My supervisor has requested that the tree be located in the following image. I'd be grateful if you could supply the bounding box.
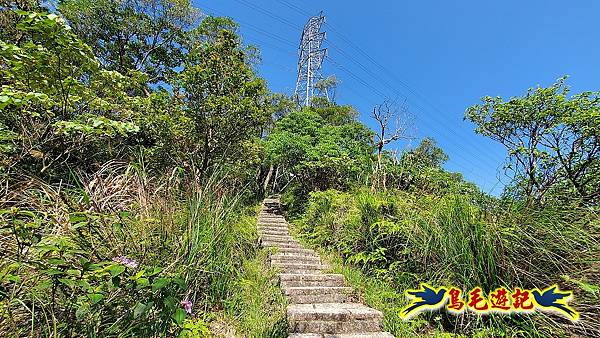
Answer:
[0,0,42,42]
[58,0,200,86]
[371,100,412,189]
[314,75,339,103]
[465,77,600,206]
[174,16,269,177]
[402,137,448,169]
[0,11,143,177]
[264,105,373,194]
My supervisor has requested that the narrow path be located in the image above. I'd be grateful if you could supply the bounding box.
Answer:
[258,198,394,338]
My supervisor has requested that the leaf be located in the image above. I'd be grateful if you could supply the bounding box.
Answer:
[107,264,125,277]
[43,268,64,276]
[136,277,150,288]
[146,266,162,276]
[77,279,91,291]
[133,302,148,318]
[69,214,87,223]
[172,308,186,325]
[47,258,65,265]
[58,278,76,288]
[152,277,169,292]
[87,293,104,304]
[172,277,186,290]
[130,269,145,280]
[76,303,90,320]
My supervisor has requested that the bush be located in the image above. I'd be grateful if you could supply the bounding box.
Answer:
[293,188,600,337]
[0,161,259,337]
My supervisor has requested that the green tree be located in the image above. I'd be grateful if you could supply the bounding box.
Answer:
[264,104,373,194]
[465,77,600,205]
[0,0,42,41]
[58,0,200,85]
[174,16,269,177]
[0,11,142,176]
[401,137,448,169]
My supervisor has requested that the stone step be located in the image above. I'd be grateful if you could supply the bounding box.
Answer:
[258,222,288,226]
[275,247,319,256]
[287,303,384,322]
[281,277,345,289]
[258,230,290,236]
[289,318,382,334]
[256,225,289,232]
[272,263,329,273]
[261,241,304,249]
[258,231,294,239]
[271,255,321,264]
[258,228,289,233]
[284,286,353,297]
[272,261,328,269]
[260,234,296,241]
[284,287,353,304]
[279,273,345,287]
[260,238,302,248]
[260,235,296,241]
[259,231,290,236]
[282,268,328,275]
[289,333,394,338]
[287,293,353,304]
[257,223,288,227]
[258,229,289,235]
[272,250,319,257]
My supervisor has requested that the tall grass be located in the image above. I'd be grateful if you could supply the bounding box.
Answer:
[292,188,600,337]
[224,245,288,337]
[0,161,261,336]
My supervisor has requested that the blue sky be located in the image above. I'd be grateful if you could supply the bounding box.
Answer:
[198,0,600,195]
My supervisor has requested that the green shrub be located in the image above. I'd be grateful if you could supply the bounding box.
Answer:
[293,188,599,337]
[0,162,260,337]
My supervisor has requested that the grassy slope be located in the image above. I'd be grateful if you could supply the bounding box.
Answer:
[286,188,599,338]
[0,164,289,337]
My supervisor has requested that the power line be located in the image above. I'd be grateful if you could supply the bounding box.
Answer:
[233,0,300,28]
[323,21,499,159]
[270,1,503,166]
[326,56,388,99]
[201,4,297,47]
[201,2,501,187]
[244,1,501,167]
[278,0,312,17]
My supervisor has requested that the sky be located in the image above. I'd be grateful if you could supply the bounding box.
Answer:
[198,0,600,195]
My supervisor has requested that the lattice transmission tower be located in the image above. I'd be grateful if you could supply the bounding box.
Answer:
[294,11,327,106]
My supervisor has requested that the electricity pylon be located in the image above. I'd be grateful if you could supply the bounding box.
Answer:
[294,11,327,106]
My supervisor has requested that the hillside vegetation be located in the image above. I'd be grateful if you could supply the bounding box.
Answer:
[1,1,599,337]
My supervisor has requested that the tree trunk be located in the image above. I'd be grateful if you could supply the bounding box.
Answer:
[263,164,274,195]
[272,165,280,192]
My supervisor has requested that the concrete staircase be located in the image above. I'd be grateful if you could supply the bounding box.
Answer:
[258,198,394,338]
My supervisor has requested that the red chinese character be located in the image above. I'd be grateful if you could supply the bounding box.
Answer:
[512,288,534,310]
[467,287,489,311]
[489,288,511,311]
[446,287,465,312]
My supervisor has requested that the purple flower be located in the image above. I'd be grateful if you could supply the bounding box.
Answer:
[181,298,193,314]
[112,255,139,269]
